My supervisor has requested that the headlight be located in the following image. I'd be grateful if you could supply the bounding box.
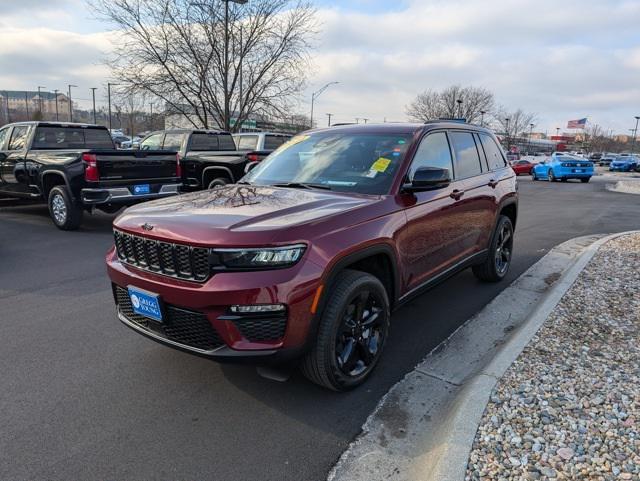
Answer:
[214,244,306,269]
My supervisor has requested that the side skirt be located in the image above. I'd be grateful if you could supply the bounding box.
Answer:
[395,249,489,310]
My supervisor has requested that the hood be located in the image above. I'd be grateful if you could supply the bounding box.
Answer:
[113,185,378,246]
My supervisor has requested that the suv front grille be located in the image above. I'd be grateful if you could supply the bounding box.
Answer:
[115,286,224,351]
[114,230,211,282]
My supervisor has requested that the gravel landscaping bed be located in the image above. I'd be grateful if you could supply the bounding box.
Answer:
[466,234,640,481]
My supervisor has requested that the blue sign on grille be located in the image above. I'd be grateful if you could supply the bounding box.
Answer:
[128,286,163,322]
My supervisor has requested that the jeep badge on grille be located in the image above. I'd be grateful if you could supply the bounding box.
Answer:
[141,223,154,231]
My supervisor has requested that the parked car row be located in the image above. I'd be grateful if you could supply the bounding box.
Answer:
[0,121,292,229]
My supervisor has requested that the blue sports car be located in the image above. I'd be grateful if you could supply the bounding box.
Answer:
[609,155,639,172]
[531,153,594,183]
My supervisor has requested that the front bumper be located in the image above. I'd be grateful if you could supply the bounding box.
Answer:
[106,247,324,363]
[81,184,181,205]
[609,165,632,172]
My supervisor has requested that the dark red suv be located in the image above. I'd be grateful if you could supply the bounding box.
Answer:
[106,122,517,390]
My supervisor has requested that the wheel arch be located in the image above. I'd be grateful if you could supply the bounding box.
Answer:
[40,170,71,199]
[317,244,401,315]
[201,166,234,187]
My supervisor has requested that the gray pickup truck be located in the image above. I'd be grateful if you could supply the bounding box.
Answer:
[0,121,181,230]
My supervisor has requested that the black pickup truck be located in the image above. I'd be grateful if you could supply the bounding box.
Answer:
[0,122,180,230]
[137,129,260,190]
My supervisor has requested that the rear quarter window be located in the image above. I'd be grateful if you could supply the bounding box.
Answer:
[264,135,291,150]
[479,133,507,170]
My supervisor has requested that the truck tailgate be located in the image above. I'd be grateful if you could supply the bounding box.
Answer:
[94,150,179,182]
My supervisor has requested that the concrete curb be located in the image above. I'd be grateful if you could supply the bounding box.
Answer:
[329,231,640,481]
[425,229,640,481]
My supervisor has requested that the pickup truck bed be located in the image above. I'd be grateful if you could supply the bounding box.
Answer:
[0,121,181,230]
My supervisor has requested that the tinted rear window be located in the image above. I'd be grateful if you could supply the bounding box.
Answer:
[264,135,291,150]
[190,133,236,151]
[32,126,114,150]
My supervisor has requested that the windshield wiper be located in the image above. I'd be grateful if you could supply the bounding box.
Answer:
[271,182,332,191]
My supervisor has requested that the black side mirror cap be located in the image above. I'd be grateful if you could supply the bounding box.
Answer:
[403,167,451,192]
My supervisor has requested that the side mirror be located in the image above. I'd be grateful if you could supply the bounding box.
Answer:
[404,167,451,192]
[0,153,6,161]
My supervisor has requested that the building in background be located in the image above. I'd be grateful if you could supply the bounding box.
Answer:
[0,90,70,121]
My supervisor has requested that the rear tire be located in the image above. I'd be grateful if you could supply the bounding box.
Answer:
[548,169,556,182]
[301,270,390,391]
[472,215,514,283]
[207,177,230,189]
[48,186,83,230]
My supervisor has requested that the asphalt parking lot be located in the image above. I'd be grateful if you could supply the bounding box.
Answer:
[1,175,639,481]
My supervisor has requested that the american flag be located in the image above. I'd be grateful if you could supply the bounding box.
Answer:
[567,118,587,129]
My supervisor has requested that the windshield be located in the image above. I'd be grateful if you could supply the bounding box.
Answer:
[243,132,412,195]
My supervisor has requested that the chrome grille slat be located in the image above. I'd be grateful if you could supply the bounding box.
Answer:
[113,229,211,282]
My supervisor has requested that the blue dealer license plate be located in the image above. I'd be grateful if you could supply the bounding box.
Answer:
[128,286,163,322]
[133,184,150,195]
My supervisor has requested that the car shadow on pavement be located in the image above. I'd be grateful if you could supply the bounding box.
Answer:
[0,202,118,232]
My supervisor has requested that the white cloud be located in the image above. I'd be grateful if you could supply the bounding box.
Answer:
[0,0,639,132]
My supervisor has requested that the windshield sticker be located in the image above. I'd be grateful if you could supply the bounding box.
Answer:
[371,157,392,173]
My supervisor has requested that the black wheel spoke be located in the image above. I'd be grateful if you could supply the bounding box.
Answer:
[337,338,356,368]
[360,307,381,328]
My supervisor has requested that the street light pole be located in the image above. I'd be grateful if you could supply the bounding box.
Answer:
[456,99,463,119]
[505,118,510,149]
[310,81,339,128]
[326,113,333,127]
[53,89,59,121]
[107,82,116,131]
[37,86,46,117]
[632,116,640,153]
[91,87,98,124]
[480,110,486,127]
[68,84,77,122]
[529,123,534,154]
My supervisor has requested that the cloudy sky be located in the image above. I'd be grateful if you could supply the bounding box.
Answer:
[1,0,639,134]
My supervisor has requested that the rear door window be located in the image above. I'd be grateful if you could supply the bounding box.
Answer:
[83,128,115,150]
[218,134,236,151]
[449,131,483,179]
[236,135,259,150]
[163,133,184,151]
[8,125,31,151]
[264,135,290,150]
[190,133,220,151]
[479,133,507,170]
[140,133,163,150]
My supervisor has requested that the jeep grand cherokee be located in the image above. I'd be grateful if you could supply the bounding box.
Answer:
[106,122,518,391]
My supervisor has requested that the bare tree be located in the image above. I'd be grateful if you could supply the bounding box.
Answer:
[91,0,317,132]
[492,107,537,148]
[406,85,495,124]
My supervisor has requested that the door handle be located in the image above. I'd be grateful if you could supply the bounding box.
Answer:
[488,179,499,188]
[450,189,464,200]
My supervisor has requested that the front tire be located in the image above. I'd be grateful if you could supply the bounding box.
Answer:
[48,186,83,230]
[472,215,514,283]
[531,169,537,180]
[301,270,390,391]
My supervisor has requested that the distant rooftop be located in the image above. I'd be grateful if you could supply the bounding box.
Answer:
[0,90,68,100]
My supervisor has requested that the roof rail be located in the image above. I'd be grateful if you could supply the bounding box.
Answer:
[424,118,468,124]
